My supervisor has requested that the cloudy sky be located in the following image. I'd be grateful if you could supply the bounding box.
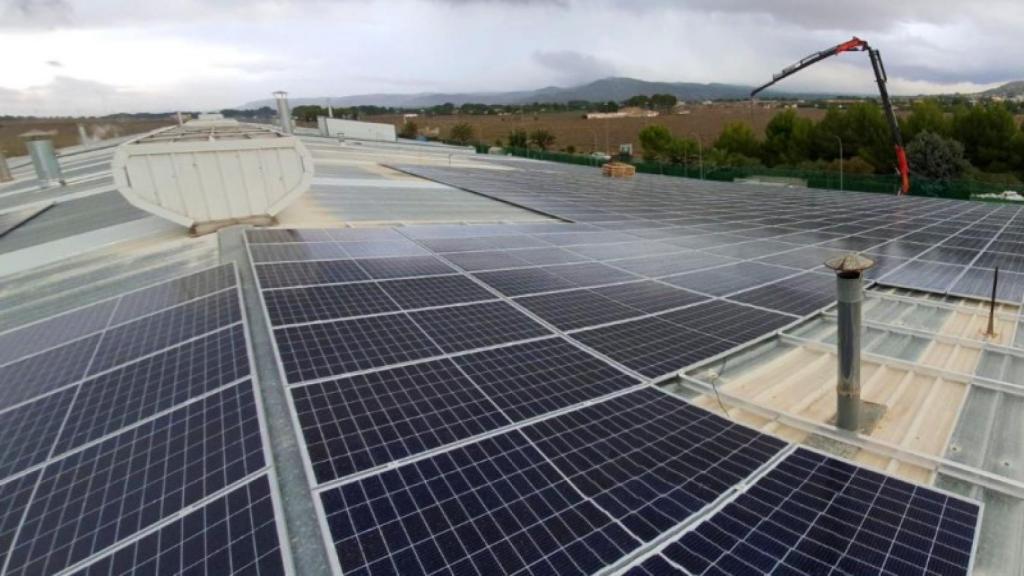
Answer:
[2,0,1022,115]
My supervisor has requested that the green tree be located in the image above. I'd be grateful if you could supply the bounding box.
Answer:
[841,102,892,172]
[906,131,969,180]
[714,122,761,159]
[448,122,474,145]
[763,110,814,166]
[528,129,556,150]
[809,107,849,161]
[951,103,1017,170]
[507,129,528,148]
[650,93,679,111]
[902,99,949,140]
[291,105,326,123]
[637,125,674,162]
[625,95,651,108]
[398,120,418,139]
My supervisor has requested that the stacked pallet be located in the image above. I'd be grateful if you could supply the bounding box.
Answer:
[601,162,636,178]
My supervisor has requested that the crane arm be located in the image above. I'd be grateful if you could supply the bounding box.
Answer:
[750,37,910,195]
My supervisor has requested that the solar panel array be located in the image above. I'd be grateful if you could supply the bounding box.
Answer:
[245,215,982,575]
[0,264,290,575]
[399,164,1024,305]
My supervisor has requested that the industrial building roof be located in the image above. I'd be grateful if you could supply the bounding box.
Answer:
[0,128,1019,575]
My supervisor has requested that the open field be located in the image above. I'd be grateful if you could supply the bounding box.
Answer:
[0,118,174,157]
[370,106,829,153]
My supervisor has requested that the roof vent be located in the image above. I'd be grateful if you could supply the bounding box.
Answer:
[111,120,313,235]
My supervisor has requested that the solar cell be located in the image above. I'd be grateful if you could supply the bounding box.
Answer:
[318,431,641,576]
[72,475,287,576]
[274,314,441,383]
[88,289,242,374]
[878,260,965,294]
[408,301,551,353]
[0,387,75,480]
[523,388,786,541]
[110,264,237,325]
[379,275,496,309]
[0,334,100,411]
[664,448,980,576]
[443,250,532,271]
[255,259,369,289]
[706,240,802,260]
[3,382,265,576]
[54,325,251,454]
[330,228,408,242]
[291,359,510,483]
[453,337,641,421]
[515,289,642,331]
[262,282,399,326]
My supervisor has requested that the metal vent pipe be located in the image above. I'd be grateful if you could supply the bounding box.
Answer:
[273,91,293,134]
[20,131,64,187]
[825,254,874,432]
[0,151,12,183]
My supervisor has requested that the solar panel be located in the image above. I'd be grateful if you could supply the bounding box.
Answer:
[3,382,265,576]
[317,431,641,576]
[53,325,251,454]
[662,448,980,576]
[591,281,707,314]
[72,474,287,576]
[249,241,349,264]
[622,554,685,575]
[255,260,369,289]
[379,275,496,309]
[0,334,100,411]
[660,300,794,344]
[878,260,965,294]
[542,262,639,287]
[728,272,836,316]
[110,263,237,325]
[0,387,76,480]
[354,256,455,280]
[274,314,442,383]
[0,471,39,571]
[342,241,429,259]
[0,299,115,365]
[515,289,642,331]
[571,316,733,378]
[523,388,786,541]
[408,301,551,353]
[663,262,797,297]
[246,228,334,243]
[291,358,510,483]
[453,337,641,421]
[262,282,400,326]
[474,267,577,296]
[614,252,737,278]
[443,250,534,271]
[88,289,242,374]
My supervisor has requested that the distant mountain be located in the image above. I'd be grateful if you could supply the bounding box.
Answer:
[980,80,1024,98]
[240,76,794,109]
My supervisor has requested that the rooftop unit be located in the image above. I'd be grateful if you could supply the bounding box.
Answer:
[111,120,313,234]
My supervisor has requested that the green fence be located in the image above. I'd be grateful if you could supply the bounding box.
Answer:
[488,146,1016,202]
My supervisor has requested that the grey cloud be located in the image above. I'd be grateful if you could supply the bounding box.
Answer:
[532,50,617,85]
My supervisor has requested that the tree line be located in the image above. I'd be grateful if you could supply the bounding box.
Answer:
[637,100,1024,183]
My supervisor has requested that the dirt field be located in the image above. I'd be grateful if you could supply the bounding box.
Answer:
[371,105,828,153]
[0,118,174,157]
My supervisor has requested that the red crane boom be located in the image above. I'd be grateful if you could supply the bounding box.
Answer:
[751,37,910,195]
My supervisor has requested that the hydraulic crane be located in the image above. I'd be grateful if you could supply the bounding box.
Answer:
[751,37,910,195]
